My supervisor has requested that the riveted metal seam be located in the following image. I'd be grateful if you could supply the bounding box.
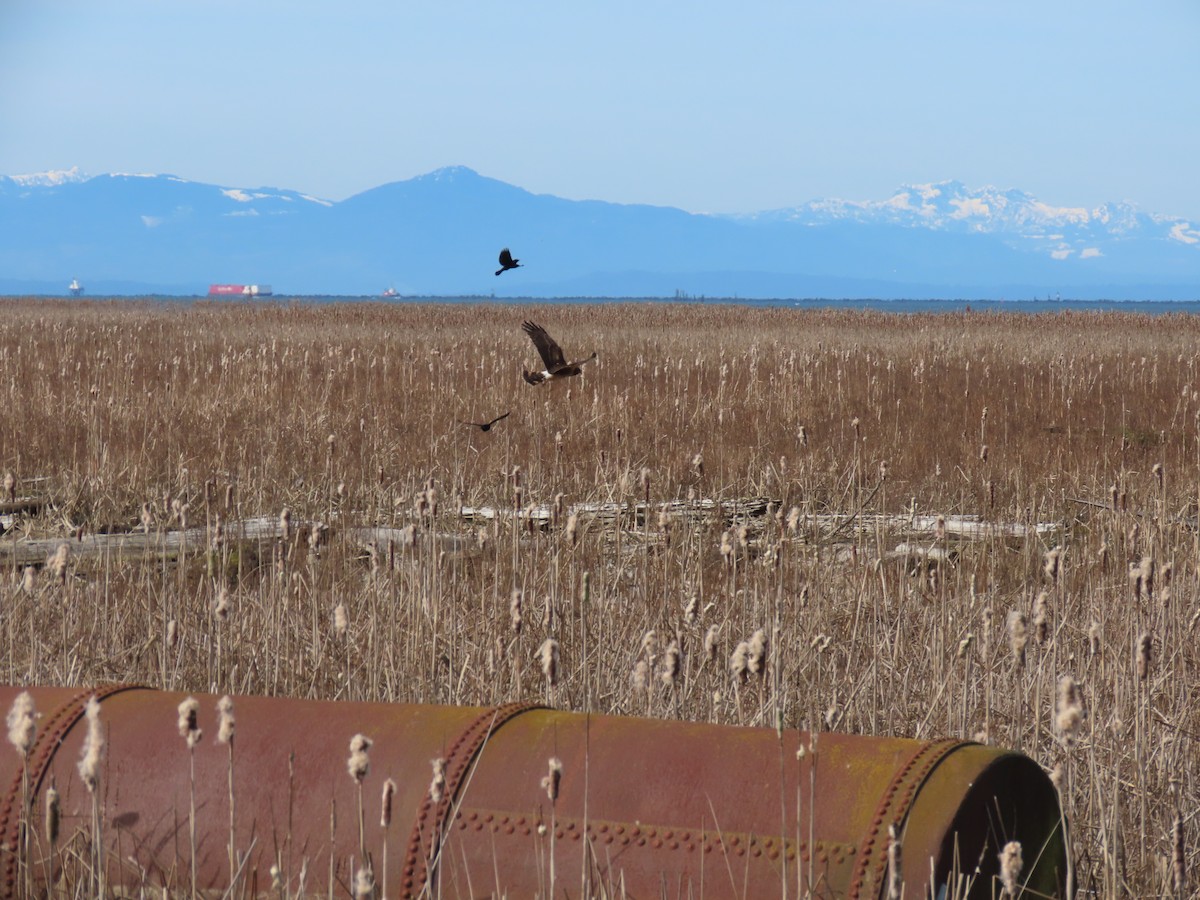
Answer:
[401,701,545,899]
[847,738,970,900]
[0,683,146,899]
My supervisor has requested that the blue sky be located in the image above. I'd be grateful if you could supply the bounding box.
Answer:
[2,0,1198,217]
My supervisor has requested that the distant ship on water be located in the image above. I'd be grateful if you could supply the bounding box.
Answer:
[381,287,399,298]
[68,278,83,296]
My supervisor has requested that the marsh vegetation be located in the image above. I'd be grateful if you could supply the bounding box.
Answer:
[1,298,1197,896]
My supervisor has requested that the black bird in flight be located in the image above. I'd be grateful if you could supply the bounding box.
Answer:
[461,411,510,432]
[495,248,522,276]
[521,321,597,385]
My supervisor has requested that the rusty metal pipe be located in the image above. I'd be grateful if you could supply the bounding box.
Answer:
[0,685,1066,898]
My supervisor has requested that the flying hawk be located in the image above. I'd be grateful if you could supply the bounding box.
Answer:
[521,321,597,385]
[495,248,522,276]
[461,411,510,432]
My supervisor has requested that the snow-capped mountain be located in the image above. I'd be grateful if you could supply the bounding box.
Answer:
[0,167,1197,298]
[2,166,91,188]
[743,180,1200,264]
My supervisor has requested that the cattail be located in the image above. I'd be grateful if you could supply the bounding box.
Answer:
[1172,814,1186,896]
[167,618,179,649]
[566,511,579,546]
[683,594,698,625]
[1136,631,1152,681]
[1152,462,1164,490]
[50,543,70,585]
[747,629,768,677]
[730,641,750,683]
[353,865,374,900]
[539,638,560,686]
[956,633,974,660]
[2,471,14,502]
[214,587,230,623]
[279,508,292,542]
[1032,591,1049,643]
[1088,621,1101,658]
[347,734,371,783]
[45,783,60,844]
[509,589,523,635]
[380,778,397,828]
[20,566,35,595]
[140,502,154,533]
[719,529,734,562]
[177,697,202,749]
[334,603,348,637]
[979,444,989,462]
[704,625,719,662]
[798,426,808,448]
[541,757,562,802]
[691,452,704,476]
[999,840,1023,898]
[1055,675,1084,745]
[6,691,36,757]
[661,641,681,688]
[216,695,235,745]
[786,506,801,532]
[77,696,103,792]
[1042,547,1061,583]
[886,823,903,900]
[429,757,446,804]
[631,659,649,693]
[1007,610,1028,668]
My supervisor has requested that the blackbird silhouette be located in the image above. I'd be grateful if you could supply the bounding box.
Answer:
[495,248,522,276]
[461,411,510,432]
[521,321,597,385]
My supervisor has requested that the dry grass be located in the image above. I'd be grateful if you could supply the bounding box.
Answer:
[3,297,1200,896]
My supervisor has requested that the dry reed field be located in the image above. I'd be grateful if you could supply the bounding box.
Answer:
[1,297,1198,897]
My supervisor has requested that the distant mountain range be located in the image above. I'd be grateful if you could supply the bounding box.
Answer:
[2,165,1198,299]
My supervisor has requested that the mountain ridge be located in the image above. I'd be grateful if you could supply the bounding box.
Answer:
[1,167,1197,299]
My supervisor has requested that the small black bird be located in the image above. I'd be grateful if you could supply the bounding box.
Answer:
[521,321,597,385]
[495,248,522,276]
[461,411,510,432]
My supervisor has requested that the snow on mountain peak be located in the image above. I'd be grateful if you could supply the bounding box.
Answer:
[8,166,89,187]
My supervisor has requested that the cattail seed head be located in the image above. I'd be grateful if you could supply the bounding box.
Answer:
[956,633,974,661]
[429,757,446,804]
[77,696,104,792]
[541,757,562,802]
[177,697,202,749]
[886,823,903,900]
[214,587,231,623]
[565,512,579,546]
[1042,547,1061,583]
[353,865,374,900]
[1055,675,1084,745]
[381,778,397,828]
[20,566,35,595]
[1172,814,1185,896]
[347,734,371,783]
[747,629,768,677]
[50,543,70,585]
[1137,631,1152,681]
[661,641,681,688]
[6,691,37,758]
[1033,591,1049,643]
[44,783,60,845]
[334,603,348,637]
[217,695,235,745]
[999,840,1023,898]
[539,638,560,686]
[2,471,14,502]
[509,589,523,635]
[704,625,719,662]
[1088,621,1101,658]
[1007,610,1028,668]
[730,641,750,683]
